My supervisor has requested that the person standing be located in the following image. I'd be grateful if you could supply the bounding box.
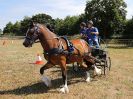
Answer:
[86,20,100,48]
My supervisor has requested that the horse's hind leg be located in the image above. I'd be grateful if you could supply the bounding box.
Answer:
[84,59,95,82]
[40,62,54,87]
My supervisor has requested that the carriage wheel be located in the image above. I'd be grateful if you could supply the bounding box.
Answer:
[103,57,111,75]
[73,62,80,72]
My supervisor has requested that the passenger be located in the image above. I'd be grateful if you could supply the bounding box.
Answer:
[80,22,87,40]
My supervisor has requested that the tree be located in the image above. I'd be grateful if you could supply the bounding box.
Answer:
[20,16,32,35]
[20,14,54,35]
[3,22,14,34]
[0,29,2,35]
[13,21,21,35]
[85,0,127,38]
[123,18,133,39]
[54,18,64,35]
[55,16,80,35]
[32,13,54,25]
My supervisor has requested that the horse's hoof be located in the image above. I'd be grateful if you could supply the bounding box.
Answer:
[86,77,91,82]
[86,71,91,82]
[59,86,69,93]
[95,66,102,75]
[41,75,52,87]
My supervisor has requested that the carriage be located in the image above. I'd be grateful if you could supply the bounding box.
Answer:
[73,38,111,75]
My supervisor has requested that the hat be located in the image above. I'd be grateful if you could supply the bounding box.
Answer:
[87,20,93,25]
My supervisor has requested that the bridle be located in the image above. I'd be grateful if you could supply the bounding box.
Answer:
[24,23,62,49]
[25,24,41,45]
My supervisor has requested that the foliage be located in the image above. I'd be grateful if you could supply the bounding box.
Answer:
[123,18,133,38]
[2,0,132,38]
[20,14,54,35]
[20,16,31,36]
[0,29,2,35]
[3,14,55,36]
[32,13,54,25]
[85,0,127,38]
[55,16,80,35]
[3,22,14,35]
[13,21,21,35]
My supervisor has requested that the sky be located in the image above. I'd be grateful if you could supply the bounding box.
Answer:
[0,0,132,30]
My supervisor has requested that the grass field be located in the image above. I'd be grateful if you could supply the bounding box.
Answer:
[0,40,133,99]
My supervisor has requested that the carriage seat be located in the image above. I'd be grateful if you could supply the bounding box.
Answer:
[91,48,107,59]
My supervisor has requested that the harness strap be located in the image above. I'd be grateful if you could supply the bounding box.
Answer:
[43,36,76,64]
[59,38,64,50]
[45,48,64,55]
[60,36,74,53]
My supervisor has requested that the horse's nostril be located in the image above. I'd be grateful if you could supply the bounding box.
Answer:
[23,42,25,46]
[23,42,27,47]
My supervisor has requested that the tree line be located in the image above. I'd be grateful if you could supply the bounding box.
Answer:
[2,0,133,39]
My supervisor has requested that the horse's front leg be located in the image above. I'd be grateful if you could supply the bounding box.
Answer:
[40,62,54,87]
[59,61,69,93]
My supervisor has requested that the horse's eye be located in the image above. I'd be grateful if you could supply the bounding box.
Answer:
[29,29,33,32]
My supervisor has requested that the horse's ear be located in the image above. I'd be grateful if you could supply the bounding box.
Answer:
[29,20,35,28]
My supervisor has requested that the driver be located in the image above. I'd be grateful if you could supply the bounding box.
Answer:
[86,20,100,48]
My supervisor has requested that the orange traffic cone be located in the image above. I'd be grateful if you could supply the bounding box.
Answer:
[35,53,44,65]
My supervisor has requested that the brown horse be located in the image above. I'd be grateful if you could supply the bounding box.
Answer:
[23,22,101,93]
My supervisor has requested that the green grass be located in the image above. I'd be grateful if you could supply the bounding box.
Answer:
[0,40,133,99]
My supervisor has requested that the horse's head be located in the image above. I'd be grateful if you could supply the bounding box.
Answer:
[23,22,41,47]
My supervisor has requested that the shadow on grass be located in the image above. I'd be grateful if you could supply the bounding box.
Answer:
[0,66,86,95]
[108,46,133,49]
[0,82,49,95]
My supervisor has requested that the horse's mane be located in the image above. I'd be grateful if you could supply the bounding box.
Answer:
[39,23,57,38]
